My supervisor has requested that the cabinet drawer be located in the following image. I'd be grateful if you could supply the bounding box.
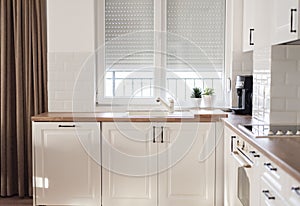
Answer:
[286,173,300,205]
[260,176,289,206]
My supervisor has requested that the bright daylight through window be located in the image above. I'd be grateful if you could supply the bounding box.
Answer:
[97,0,225,106]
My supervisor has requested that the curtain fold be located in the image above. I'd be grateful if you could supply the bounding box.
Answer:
[0,0,47,197]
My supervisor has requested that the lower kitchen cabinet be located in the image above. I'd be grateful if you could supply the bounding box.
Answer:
[224,126,261,206]
[102,122,216,206]
[224,125,300,206]
[32,122,101,206]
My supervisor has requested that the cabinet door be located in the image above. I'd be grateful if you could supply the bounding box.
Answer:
[260,176,290,206]
[158,123,215,206]
[33,122,101,206]
[223,127,243,206]
[102,122,157,206]
[272,0,299,44]
[253,0,273,49]
[243,0,255,52]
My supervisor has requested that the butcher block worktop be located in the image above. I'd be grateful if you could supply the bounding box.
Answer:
[31,109,228,122]
[224,114,300,183]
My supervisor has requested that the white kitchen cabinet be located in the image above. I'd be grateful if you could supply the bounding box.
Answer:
[158,123,215,206]
[287,175,300,206]
[243,0,255,52]
[224,126,262,206]
[272,0,299,45]
[101,122,157,206]
[242,0,273,51]
[102,122,216,206]
[259,154,300,206]
[224,127,241,206]
[32,122,101,206]
[260,176,290,206]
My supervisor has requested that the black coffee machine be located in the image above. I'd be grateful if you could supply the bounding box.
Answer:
[232,75,253,115]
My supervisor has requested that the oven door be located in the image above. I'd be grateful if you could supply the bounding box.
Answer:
[237,166,250,206]
[231,137,253,206]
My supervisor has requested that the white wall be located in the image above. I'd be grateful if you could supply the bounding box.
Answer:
[47,0,95,52]
[47,0,96,112]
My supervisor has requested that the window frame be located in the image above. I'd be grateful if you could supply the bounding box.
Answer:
[95,0,226,106]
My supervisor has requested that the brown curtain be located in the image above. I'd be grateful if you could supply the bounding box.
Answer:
[0,0,47,197]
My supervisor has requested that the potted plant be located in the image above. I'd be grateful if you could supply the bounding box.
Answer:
[202,88,215,108]
[190,87,202,107]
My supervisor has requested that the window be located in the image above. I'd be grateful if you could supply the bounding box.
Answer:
[97,0,225,106]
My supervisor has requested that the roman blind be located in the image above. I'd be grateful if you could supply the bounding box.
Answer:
[105,0,154,71]
[167,0,225,72]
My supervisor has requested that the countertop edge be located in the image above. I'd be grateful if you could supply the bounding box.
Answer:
[31,112,228,122]
[223,117,300,183]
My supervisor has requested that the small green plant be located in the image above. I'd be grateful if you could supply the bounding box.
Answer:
[191,87,202,98]
[202,88,214,95]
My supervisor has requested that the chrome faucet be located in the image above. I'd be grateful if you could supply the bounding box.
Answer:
[156,97,174,113]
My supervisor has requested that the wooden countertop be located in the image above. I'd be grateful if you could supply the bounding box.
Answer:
[224,114,300,183]
[31,109,228,122]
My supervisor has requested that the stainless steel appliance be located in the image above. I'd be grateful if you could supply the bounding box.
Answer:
[238,124,300,138]
[232,75,253,115]
[230,135,261,206]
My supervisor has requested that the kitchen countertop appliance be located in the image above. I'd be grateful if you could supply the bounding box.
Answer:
[232,75,253,115]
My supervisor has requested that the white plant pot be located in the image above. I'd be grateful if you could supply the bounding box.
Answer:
[202,95,215,108]
[190,98,202,108]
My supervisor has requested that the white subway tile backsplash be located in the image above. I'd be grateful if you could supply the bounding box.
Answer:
[286,71,300,86]
[270,112,297,124]
[271,60,297,72]
[286,99,300,111]
[271,85,297,98]
[48,52,94,112]
[271,72,285,85]
[270,98,285,111]
[287,46,300,60]
[54,91,73,100]
[271,45,287,60]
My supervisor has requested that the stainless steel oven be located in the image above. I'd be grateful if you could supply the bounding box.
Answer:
[230,135,261,206]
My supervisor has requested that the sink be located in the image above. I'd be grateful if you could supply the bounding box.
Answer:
[126,110,194,118]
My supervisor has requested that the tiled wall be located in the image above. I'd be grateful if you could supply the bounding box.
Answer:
[252,45,300,124]
[252,47,271,122]
[48,52,95,112]
[270,45,300,124]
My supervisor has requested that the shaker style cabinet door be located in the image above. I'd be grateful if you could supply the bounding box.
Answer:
[102,122,216,206]
[32,122,101,206]
[243,0,255,52]
[272,0,299,45]
[101,122,158,206]
[158,123,216,206]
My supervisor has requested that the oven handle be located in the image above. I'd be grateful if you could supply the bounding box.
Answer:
[231,151,252,168]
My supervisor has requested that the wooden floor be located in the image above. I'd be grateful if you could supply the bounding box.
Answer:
[0,196,33,205]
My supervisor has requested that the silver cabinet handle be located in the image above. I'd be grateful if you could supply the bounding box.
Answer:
[291,187,300,196]
[264,163,277,171]
[291,9,297,33]
[262,190,275,200]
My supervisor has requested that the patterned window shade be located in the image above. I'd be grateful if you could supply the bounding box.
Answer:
[167,0,225,72]
[105,0,154,71]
